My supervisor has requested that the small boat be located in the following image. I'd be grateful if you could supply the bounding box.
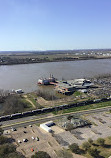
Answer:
[15,89,24,93]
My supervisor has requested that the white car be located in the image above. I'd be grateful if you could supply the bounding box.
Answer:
[31,137,34,140]
[18,140,22,143]
[29,125,32,127]
[11,127,16,131]
[35,137,39,141]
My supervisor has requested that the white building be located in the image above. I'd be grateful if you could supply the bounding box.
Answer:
[40,121,54,133]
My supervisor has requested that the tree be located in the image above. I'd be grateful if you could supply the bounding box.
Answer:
[88,147,100,158]
[0,127,3,136]
[0,89,9,103]
[57,149,73,158]
[66,123,74,131]
[31,151,51,158]
[7,152,25,158]
[88,138,93,145]
[82,141,91,151]
[0,135,8,145]
[0,144,16,157]
[67,115,73,120]
[97,138,105,146]
[69,143,80,154]
[0,127,25,158]
[3,95,28,115]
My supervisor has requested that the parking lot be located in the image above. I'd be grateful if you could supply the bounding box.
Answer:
[3,111,111,157]
[4,124,62,158]
[52,112,111,148]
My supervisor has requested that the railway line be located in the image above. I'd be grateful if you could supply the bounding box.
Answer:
[0,97,111,122]
[2,106,111,130]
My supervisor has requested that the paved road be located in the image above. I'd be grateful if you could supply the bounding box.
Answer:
[1,106,111,130]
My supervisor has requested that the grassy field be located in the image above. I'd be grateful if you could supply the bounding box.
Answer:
[22,93,43,109]
[26,93,37,105]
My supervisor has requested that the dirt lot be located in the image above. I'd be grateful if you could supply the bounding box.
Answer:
[4,124,86,158]
[5,125,62,158]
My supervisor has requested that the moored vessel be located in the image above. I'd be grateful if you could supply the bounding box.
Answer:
[38,74,56,85]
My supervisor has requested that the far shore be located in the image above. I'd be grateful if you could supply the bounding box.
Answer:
[0,53,111,66]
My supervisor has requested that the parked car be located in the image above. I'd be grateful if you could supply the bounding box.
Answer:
[35,137,39,141]
[31,136,34,140]
[18,140,22,143]
[23,138,28,142]
[11,127,17,131]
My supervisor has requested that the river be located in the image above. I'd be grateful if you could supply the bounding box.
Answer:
[0,59,111,93]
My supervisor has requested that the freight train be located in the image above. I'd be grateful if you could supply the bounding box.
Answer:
[0,97,111,122]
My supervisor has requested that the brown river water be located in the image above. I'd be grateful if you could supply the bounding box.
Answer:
[0,59,111,93]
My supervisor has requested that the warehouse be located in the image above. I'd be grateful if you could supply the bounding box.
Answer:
[55,79,93,94]
[40,121,54,133]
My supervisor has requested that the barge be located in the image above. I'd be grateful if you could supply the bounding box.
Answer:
[38,74,57,85]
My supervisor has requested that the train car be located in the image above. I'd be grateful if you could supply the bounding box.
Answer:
[0,115,11,122]
[41,108,52,113]
[101,98,108,102]
[22,111,33,117]
[10,113,22,119]
[32,109,42,114]
[49,107,55,111]
[45,107,54,112]
[107,97,111,101]
[68,103,75,108]
[57,105,64,110]
[62,104,69,109]
[93,99,101,103]
[86,100,94,105]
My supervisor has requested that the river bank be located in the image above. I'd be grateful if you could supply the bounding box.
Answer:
[0,74,111,116]
[0,53,111,65]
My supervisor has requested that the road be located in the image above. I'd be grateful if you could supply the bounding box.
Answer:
[1,106,111,130]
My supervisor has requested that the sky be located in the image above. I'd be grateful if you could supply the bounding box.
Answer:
[0,0,111,51]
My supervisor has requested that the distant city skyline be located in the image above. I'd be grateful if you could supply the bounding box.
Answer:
[0,0,111,51]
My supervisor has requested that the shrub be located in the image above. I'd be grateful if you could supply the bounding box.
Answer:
[69,143,80,154]
[88,147,100,158]
[88,138,93,145]
[0,127,3,136]
[0,135,8,145]
[97,138,105,146]
[0,144,16,157]
[82,141,91,151]
[36,90,57,101]
[56,149,73,158]
[31,151,51,158]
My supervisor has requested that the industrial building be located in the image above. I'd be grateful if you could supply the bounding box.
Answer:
[55,79,93,94]
[40,121,54,133]
[58,116,90,130]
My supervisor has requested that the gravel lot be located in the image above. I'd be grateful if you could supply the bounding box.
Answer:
[4,124,62,158]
